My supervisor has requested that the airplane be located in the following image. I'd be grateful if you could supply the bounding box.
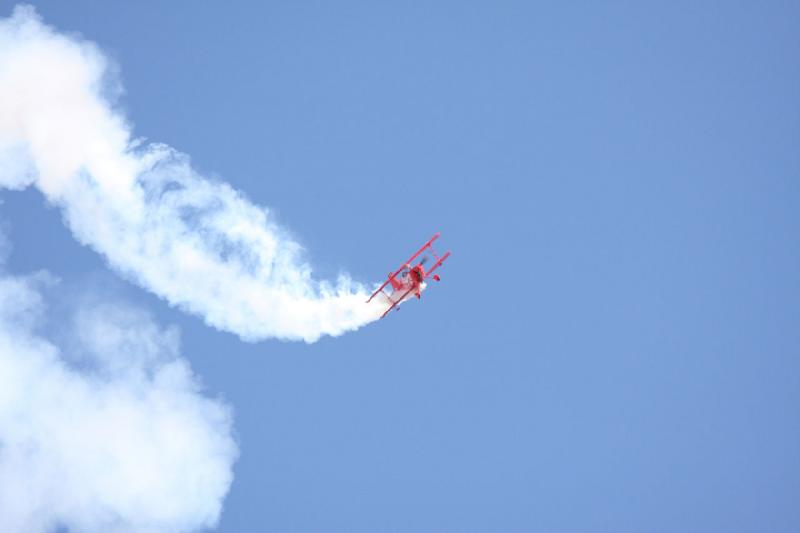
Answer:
[367,232,451,318]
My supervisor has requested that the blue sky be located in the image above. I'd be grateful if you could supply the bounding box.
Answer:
[2,2,799,532]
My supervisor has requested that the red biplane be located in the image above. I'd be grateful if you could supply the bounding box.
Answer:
[367,233,451,318]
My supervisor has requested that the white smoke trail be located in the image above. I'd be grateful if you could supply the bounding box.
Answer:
[0,5,384,343]
[0,253,237,532]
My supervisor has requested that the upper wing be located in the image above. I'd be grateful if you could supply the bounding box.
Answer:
[403,232,440,269]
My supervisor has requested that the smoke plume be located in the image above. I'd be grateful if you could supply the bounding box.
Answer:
[0,251,238,532]
[0,5,384,343]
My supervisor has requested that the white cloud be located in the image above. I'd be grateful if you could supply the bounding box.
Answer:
[0,259,238,533]
[0,5,385,343]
